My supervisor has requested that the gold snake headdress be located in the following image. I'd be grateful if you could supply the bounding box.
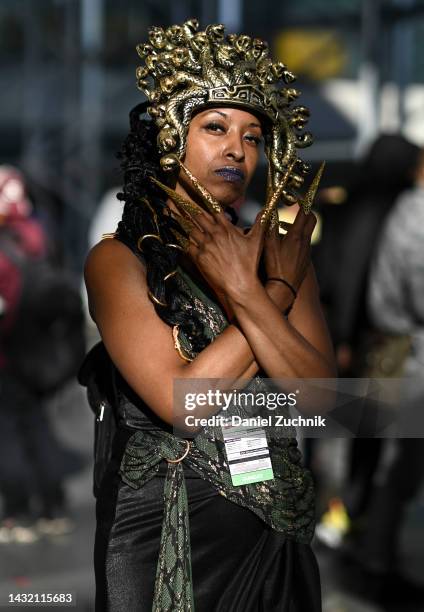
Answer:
[136,18,324,245]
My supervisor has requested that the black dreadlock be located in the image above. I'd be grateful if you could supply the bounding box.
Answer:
[115,102,210,354]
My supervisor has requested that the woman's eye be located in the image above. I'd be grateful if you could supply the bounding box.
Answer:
[205,122,225,132]
[245,134,262,145]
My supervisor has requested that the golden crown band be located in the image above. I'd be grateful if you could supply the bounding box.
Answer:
[205,85,277,123]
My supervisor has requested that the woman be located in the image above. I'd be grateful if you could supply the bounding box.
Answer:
[83,19,336,611]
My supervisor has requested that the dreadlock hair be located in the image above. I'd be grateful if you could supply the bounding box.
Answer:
[115,102,211,354]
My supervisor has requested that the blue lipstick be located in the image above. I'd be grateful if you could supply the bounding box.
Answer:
[214,167,245,183]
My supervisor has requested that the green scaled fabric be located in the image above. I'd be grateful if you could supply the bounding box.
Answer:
[153,460,193,612]
[119,433,195,611]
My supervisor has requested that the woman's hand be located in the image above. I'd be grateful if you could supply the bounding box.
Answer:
[186,209,265,303]
[264,207,317,292]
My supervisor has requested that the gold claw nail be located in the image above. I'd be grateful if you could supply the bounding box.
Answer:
[267,209,280,236]
[261,159,296,227]
[168,210,196,236]
[264,166,279,236]
[266,164,273,204]
[298,161,325,215]
[170,228,191,252]
[177,215,196,235]
[150,177,204,218]
[178,160,223,214]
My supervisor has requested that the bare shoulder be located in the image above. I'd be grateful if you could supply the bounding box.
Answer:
[84,238,147,322]
[85,238,145,280]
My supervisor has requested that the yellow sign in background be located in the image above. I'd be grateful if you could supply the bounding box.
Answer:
[275,30,347,80]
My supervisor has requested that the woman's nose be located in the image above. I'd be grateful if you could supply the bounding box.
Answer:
[223,132,245,162]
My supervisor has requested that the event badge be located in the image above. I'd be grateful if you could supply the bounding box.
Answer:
[221,420,274,486]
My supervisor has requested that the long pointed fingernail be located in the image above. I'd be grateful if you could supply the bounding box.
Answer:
[150,177,204,218]
[178,160,223,214]
[261,159,296,226]
[174,214,195,235]
[170,228,191,252]
[299,161,325,215]
[266,165,273,204]
[266,209,280,236]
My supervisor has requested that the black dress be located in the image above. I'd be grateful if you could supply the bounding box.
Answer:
[85,248,322,612]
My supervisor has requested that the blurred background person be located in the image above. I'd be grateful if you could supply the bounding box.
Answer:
[0,166,86,543]
[314,134,421,374]
[314,133,421,531]
[314,139,424,610]
[342,144,424,606]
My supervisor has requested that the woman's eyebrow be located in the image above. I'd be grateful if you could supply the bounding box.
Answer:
[205,110,228,119]
[204,109,262,130]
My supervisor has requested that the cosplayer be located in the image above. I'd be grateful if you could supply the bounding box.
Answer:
[82,19,336,611]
